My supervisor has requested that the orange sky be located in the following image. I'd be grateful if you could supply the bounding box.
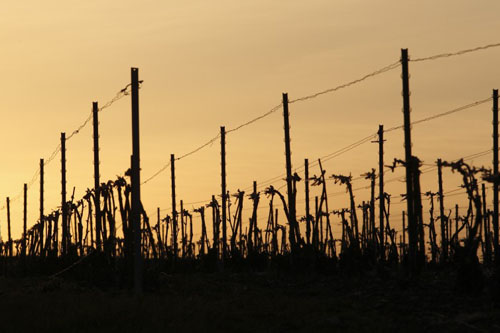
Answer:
[1,1,500,241]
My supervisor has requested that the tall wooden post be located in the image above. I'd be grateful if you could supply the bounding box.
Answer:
[6,197,11,257]
[220,126,227,259]
[437,158,447,261]
[93,101,102,251]
[61,132,67,256]
[170,154,177,259]
[401,49,417,271]
[22,184,27,258]
[305,158,311,245]
[493,89,499,261]
[40,159,44,256]
[130,67,143,295]
[378,125,385,260]
[282,93,297,251]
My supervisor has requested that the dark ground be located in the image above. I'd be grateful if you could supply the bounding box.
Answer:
[0,267,499,333]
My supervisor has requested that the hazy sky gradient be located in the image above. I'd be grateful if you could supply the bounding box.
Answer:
[1,1,500,240]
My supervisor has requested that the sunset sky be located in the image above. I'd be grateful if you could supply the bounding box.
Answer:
[1,1,500,240]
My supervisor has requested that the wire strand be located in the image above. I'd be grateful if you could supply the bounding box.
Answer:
[289,61,401,104]
[411,42,500,62]
[384,97,492,133]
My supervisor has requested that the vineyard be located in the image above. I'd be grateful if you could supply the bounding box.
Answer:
[1,43,500,309]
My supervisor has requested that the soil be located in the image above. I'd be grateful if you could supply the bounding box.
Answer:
[0,268,499,332]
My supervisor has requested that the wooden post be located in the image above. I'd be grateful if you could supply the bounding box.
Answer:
[401,49,417,271]
[455,204,459,244]
[6,197,12,257]
[305,158,311,245]
[93,101,102,252]
[314,196,319,250]
[282,93,297,251]
[40,159,44,256]
[378,125,385,260]
[253,181,259,252]
[483,183,491,262]
[170,154,177,259]
[22,184,27,258]
[437,158,447,262]
[493,89,499,261]
[130,67,143,295]
[212,195,218,256]
[220,126,227,260]
[61,132,67,256]
[180,199,185,257]
[156,207,162,258]
[402,211,406,255]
